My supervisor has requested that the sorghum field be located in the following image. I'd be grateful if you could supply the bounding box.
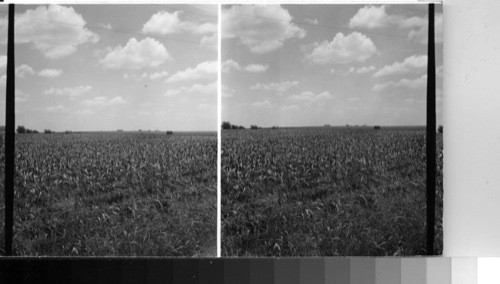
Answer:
[1,132,216,256]
[222,127,443,256]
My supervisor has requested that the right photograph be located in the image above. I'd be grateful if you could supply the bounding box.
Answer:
[221,4,443,256]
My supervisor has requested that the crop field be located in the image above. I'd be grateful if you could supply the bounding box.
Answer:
[222,127,443,256]
[1,132,216,256]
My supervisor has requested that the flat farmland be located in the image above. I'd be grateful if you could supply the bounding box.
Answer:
[1,132,216,256]
[222,127,443,256]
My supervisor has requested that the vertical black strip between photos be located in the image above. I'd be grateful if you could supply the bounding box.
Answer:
[4,3,15,256]
[426,3,436,256]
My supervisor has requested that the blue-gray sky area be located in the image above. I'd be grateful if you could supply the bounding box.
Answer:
[0,4,217,131]
[222,4,443,128]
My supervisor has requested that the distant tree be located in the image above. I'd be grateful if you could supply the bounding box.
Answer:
[17,126,42,134]
[64,130,72,134]
[44,129,54,134]
[374,126,381,130]
[166,131,173,135]
[222,121,232,130]
[16,126,26,134]
[250,125,260,130]
[222,121,247,130]
[271,126,279,130]
[438,125,443,134]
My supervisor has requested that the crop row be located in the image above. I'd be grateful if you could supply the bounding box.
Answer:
[222,128,443,256]
[3,132,216,256]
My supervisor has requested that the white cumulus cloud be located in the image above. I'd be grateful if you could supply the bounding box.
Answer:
[142,10,217,35]
[349,5,426,29]
[142,10,184,34]
[223,5,305,54]
[222,59,241,73]
[305,32,377,65]
[148,71,169,80]
[15,65,35,78]
[223,60,268,73]
[250,80,299,93]
[82,96,126,106]
[372,75,427,91]
[7,5,99,59]
[373,55,427,78]
[200,32,217,50]
[124,71,169,81]
[38,69,63,78]
[101,37,170,69]
[289,91,333,103]
[356,65,376,74]
[408,14,443,45]
[164,81,217,97]
[244,64,268,73]
[166,61,217,83]
[350,5,391,29]
[45,104,68,112]
[349,5,442,45]
[43,85,92,97]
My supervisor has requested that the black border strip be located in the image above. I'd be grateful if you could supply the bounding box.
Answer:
[4,3,15,256]
[426,3,436,256]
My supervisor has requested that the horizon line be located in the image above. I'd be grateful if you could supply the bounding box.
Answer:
[221,124,433,128]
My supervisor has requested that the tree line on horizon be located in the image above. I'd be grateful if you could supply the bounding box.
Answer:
[14,126,177,135]
[222,121,262,130]
[16,125,58,134]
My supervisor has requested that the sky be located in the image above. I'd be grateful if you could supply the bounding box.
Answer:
[222,4,443,128]
[0,4,218,132]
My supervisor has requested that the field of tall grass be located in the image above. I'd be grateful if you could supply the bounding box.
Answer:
[1,132,216,256]
[222,127,443,256]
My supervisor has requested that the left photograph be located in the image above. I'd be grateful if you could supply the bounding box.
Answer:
[0,4,218,256]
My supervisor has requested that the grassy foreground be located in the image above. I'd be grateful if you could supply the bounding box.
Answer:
[222,127,443,256]
[1,132,216,256]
